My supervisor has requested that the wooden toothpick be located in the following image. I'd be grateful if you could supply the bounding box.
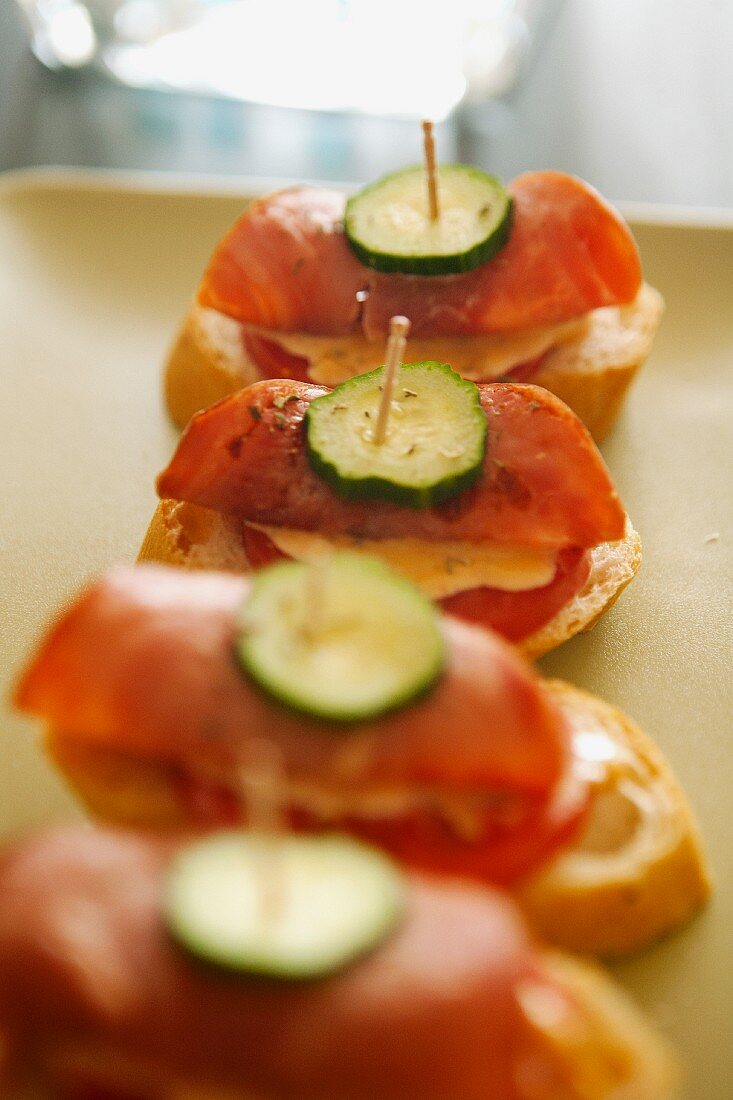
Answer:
[244,738,283,837]
[241,738,286,926]
[302,556,327,643]
[422,119,439,222]
[374,316,410,445]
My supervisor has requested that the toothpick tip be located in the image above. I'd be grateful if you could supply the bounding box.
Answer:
[421,120,440,222]
[390,315,410,337]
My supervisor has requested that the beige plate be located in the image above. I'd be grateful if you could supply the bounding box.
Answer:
[1,169,731,1097]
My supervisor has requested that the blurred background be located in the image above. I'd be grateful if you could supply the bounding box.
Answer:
[1,0,732,206]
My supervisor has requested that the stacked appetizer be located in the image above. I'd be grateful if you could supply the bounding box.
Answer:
[15,558,709,959]
[144,356,640,658]
[0,824,679,1098]
[165,158,663,440]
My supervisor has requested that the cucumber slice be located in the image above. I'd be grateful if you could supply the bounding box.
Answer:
[165,833,405,980]
[305,361,487,509]
[237,553,444,722]
[344,164,513,275]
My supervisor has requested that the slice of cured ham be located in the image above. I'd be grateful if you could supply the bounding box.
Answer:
[157,380,626,551]
[15,566,587,884]
[199,188,366,335]
[198,174,642,340]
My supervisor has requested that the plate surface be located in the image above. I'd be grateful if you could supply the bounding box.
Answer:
[1,170,731,1097]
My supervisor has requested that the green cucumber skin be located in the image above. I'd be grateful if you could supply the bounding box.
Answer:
[240,636,444,725]
[165,834,407,981]
[167,905,405,981]
[345,200,513,275]
[305,440,484,509]
[344,165,514,276]
[237,556,445,724]
[305,361,488,510]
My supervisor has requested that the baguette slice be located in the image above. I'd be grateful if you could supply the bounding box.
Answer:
[520,682,711,957]
[138,500,642,662]
[45,670,709,959]
[164,284,663,440]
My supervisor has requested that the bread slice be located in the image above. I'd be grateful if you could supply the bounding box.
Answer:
[521,522,642,661]
[138,500,641,662]
[519,682,711,957]
[529,284,664,443]
[45,667,709,961]
[164,304,260,431]
[518,949,680,1098]
[163,285,664,440]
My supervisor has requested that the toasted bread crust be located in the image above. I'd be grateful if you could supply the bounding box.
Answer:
[520,520,642,661]
[164,286,664,438]
[164,305,259,429]
[525,949,679,1098]
[138,500,248,573]
[530,284,664,442]
[519,682,712,957]
[47,735,186,829]
[138,501,641,661]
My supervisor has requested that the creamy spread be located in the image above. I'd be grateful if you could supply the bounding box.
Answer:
[246,317,589,385]
[249,524,558,599]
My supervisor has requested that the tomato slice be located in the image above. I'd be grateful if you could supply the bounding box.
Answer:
[175,772,587,887]
[241,523,289,568]
[499,351,547,383]
[240,331,548,389]
[291,783,587,887]
[242,330,311,382]
[440,547,591,643]
[241,526,591,645]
